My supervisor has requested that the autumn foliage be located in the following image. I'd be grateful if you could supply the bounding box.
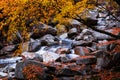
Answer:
[0,0,95,43]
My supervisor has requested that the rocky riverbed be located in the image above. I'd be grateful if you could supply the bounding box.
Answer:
[0,9,120,80]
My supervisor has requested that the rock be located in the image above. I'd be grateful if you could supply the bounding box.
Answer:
[28,39,41,52]
[85,18,98,26]
[2,45,18,52]
[98,12,108,18]
[111,66,120,72]
[22,42,29,52]
[56,68,81,77]
[61,39,73,49]
[36,49,60,63]
[67,53,79,59]
[94,50,106,58]
[97,44,108,51]
[22,52,36,59]
[59,33,68,39]
[93,30,114,40]
[107,43,117,51]
[56,57,70,63]
[68,28,78,39]
[74,46,90,56]
[75,29,95,41]
[112,52,120,66]
[98,18,106,26]
[72,40,93,47]
[40,34,57,46]
[76,56,96,65]
[95,56,111,70]
[58,77,75,80]
[56,47,70,54]
[15,60,45,79]
[93,50,111,69]
[56,24,67,35]
[0,42,3,50]
[42,52,60,63]
[69,19,81,26]
[30,22,57,39]
[0,72,8,78]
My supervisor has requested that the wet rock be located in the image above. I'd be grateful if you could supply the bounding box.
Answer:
[36,49,60,63]
[15,60,45,79]
[22,52,36,59]
[28,39,41,52]
[40,34,57,46]
[30,22,57,39]
[56,68,81,77]
[61,39,73,49]
[59,33,68,39]
[42,52,60,63]
[68,28,78,39]
[0,72,8,78]
[67,53,79,59]
[98,12,108,18]
[76,56,96,65]
[93,30,114,40]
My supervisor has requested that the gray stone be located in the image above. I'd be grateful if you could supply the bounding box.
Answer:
[22,52,36,59]
[68,28,78,39]
[56,68,81,77]
[2,45,18,52]
[15,60,45,79]
[72,40,93,47]
[76,56,96,65]
[28,39,41,52]
[0,72,8,78]
[40,34,57,46]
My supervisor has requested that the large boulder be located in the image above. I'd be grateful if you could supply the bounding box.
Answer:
[15,60,45,79]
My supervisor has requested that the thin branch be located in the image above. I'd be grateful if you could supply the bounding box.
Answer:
[98,5,120,22]
[75,15,120,39]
